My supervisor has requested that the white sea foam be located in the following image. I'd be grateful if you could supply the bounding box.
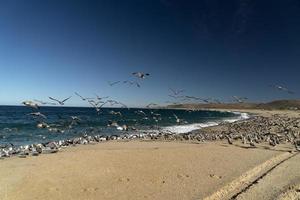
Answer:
[162,112,250,134]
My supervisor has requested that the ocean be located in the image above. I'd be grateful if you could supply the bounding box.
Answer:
[0,106,245,146]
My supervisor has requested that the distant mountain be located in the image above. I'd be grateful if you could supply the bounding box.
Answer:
[167,99,300,110]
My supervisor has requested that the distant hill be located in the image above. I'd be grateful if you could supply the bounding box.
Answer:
[166,99,300,110]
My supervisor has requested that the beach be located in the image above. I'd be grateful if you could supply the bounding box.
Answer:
[0,109,299,200]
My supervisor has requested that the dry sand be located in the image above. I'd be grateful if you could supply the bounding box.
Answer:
[0,140,297,200]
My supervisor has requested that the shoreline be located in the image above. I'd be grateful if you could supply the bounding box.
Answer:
[0,109,247,159]
[1,109,300,199]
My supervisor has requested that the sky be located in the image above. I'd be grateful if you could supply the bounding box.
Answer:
[0,0,299,106]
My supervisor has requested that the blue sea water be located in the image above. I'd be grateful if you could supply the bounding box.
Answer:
[0,106,239,146]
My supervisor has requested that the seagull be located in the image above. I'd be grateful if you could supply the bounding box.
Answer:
[135,110,147,116]
[146,103,158,108]
[49,96,72,105]
[123,80,140,88]
[132,72,150,79]
[27,112,47,119]
[168,94,185,99]
[173,114,181,123]
[70,116,81,121]
[169,88,185,96]
[22,101,39,109]
[109,111,122,116]
[94,94,110,101]
[108,81,121,86]
[232,96,248,103]
[88,99,104,107]
[34,99,56,105]
[75,92,93,101]
[269,84,294,94]
[88,100,107,114]
[184,96,201,100]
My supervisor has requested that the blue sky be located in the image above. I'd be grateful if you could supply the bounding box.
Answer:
[0,0,299,106]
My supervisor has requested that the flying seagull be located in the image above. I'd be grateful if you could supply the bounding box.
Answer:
[34,99,56,105]
[94,94,110,100]
[27,112,47,119]
[123,80,140,88]
[269,84,294,94]
[132,72,150,79]
[75,92,93,101]
[232,96,248,103]
[146,103,158,108]
[22,101,39,109]
[109,111,122,116]
[169,88,185,96]
[108,81,121,86]
[49,96,72,105]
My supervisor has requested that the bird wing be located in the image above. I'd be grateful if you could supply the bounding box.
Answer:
[62,96,72,103]
[49,97,60,103]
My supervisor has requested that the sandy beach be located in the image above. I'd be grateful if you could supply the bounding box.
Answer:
[0,109,299,200]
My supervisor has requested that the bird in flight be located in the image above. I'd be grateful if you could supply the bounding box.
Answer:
[169,88,185,96]
[22,100,39,109]
[27,112,47,119]
[269,84,294,94]
[123,80,140,88]
[75,92,93,101]
[34,99,56,105]
[132,72,150,79]
[146,103,158,108]
[49,96,72,105]
[108,81,121,86]
[232,96,248,103]
[94,94,110,100]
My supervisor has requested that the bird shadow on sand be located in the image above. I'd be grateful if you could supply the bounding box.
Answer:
[232,143,294,153]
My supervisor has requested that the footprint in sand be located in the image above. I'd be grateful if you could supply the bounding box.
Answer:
[47,187,60,192]
[118,177,130,182]
[177,174,190,179]
[209,174,222,179]
[82,187,99,192]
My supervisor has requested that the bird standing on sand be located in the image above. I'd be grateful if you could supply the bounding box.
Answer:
[49,96,72,105]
